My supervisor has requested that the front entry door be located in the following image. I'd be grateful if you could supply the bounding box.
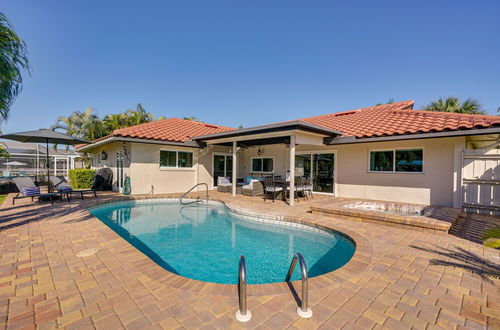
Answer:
[213,154,233,187]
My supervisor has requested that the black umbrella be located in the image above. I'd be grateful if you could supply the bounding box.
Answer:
[0,129,89,191]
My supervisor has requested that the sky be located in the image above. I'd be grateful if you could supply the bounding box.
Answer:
[1,0,499,133]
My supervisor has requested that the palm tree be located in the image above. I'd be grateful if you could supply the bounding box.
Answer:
[183,116,200,121]
[0,12,30,122]
[52,108,108,141]
[103,113,127,131]
[423,97,485,115]
[125,103,155,126]
[375,98,394,106]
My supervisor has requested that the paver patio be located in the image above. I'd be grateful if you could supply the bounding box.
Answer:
[0,191,499,329]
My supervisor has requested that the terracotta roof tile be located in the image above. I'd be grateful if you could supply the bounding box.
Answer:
[298,100,500,138]
[111,118,234,142]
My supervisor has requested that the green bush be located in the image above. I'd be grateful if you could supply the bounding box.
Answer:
[69,169,96,189]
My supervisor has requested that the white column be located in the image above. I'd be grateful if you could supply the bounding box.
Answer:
[66,158,70,176]
[289,135,296,206]
[53,157,57,175]
[232,141,237,196]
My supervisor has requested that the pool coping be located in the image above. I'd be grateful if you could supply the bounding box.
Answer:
[84,195,373,297]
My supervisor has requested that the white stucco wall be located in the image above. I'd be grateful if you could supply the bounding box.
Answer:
[87,135,469,206]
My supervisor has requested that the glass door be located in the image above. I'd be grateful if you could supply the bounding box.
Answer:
[213,154,232,187]
[313,153,334,193]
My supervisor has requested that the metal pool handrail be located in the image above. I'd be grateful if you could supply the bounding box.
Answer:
[180,183,208,205]
[235,255,252,322]
[286,252,313,318]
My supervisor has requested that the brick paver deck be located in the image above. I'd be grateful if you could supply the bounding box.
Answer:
[0,192,498,329]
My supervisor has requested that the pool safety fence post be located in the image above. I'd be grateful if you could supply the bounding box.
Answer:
[236,255,252,322]
[286,252,313,318]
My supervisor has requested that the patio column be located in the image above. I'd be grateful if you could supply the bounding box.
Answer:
[232,141,237,196]
[289,135,296,206]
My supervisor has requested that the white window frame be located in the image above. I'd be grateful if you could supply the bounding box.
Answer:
[159,149,194,170]
[250,157,274,173]
[368,148,424,174]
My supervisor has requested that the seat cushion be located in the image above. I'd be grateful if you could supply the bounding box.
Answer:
[21,187,40,196]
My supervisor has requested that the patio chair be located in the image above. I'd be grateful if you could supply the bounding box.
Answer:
[12,177,69,205]
[303,176,313,199]
[241,179,264,197]
[286,176,304,202]
[216,176,232,193]
[263,176,283,202]
[50,176,98,200]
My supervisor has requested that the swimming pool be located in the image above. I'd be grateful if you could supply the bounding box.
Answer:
[89,200,356,284]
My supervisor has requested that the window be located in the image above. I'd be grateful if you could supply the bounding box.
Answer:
[369,149,423,173]
[369,151,393,172]
[160,150,193,168]
[395,149,423,172]
[178,151,193,168]
[251,157,273,172]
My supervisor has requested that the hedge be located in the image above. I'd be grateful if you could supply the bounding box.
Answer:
[69,169,96,189]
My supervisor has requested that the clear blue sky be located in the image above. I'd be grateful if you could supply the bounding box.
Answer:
[2,0,499,133]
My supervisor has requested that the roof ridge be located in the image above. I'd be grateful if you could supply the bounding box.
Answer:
[395,109,500,120]
[299,100,415,121]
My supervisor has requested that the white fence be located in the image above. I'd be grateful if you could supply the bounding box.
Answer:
[461,148,500,215]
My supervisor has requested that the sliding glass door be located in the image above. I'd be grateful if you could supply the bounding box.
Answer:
[295,152,335,194]
[213,154,232,187]
[313,153,334,193]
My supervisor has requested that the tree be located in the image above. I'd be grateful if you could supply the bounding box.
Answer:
[125,103,155,126]
[52,108,107,141]
[375,98,394,106]
[182,116,199,121]
[423,97,485,115]
[0,130,9,157]
[0,12,30,123]
[103,113,127,131]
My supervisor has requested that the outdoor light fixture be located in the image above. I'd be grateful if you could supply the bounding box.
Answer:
[122,144,130,161]
[101,150,108,160]
[257,146,264,156]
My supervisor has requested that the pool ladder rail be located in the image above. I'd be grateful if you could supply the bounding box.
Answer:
[235,256,252,322]
[180,183,209,205]
[235,253,312,322]
[286,252,313,318]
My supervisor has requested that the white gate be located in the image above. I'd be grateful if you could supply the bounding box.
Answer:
[461,147,500,215]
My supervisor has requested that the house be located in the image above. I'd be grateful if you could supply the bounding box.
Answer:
[0,140,83,179]
[76,101,500,209]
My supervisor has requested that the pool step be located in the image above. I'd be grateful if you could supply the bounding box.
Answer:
[310,204,462,234]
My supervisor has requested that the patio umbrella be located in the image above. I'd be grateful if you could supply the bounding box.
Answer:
[0,129,89,191]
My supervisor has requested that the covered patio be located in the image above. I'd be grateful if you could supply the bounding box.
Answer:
[195,121,342,206]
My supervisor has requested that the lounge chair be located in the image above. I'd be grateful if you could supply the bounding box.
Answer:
[216,176,232,193]
[50,176,97,200]
[241,179,264,197]
[12,177,69,205]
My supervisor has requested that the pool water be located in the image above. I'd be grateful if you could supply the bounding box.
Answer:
[89,200,355,284]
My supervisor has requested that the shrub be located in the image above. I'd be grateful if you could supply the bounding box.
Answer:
[69,169,96,189]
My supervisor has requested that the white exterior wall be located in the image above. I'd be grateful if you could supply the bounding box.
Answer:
[89,142,131,191]
[87,135,471,206]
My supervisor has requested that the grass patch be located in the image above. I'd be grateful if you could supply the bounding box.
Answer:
[483,227,500,249]
[0,194,7,207]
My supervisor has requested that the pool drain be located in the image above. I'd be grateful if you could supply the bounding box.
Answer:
[76,248,99,257]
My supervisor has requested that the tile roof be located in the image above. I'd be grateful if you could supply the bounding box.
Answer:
[111,118,235,142]
[298,100,500,138]
[78,101,500,149]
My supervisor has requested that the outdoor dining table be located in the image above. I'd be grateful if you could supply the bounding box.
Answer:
[272,178,291,202]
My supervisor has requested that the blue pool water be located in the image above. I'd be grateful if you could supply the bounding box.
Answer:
[89,200,356,284]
